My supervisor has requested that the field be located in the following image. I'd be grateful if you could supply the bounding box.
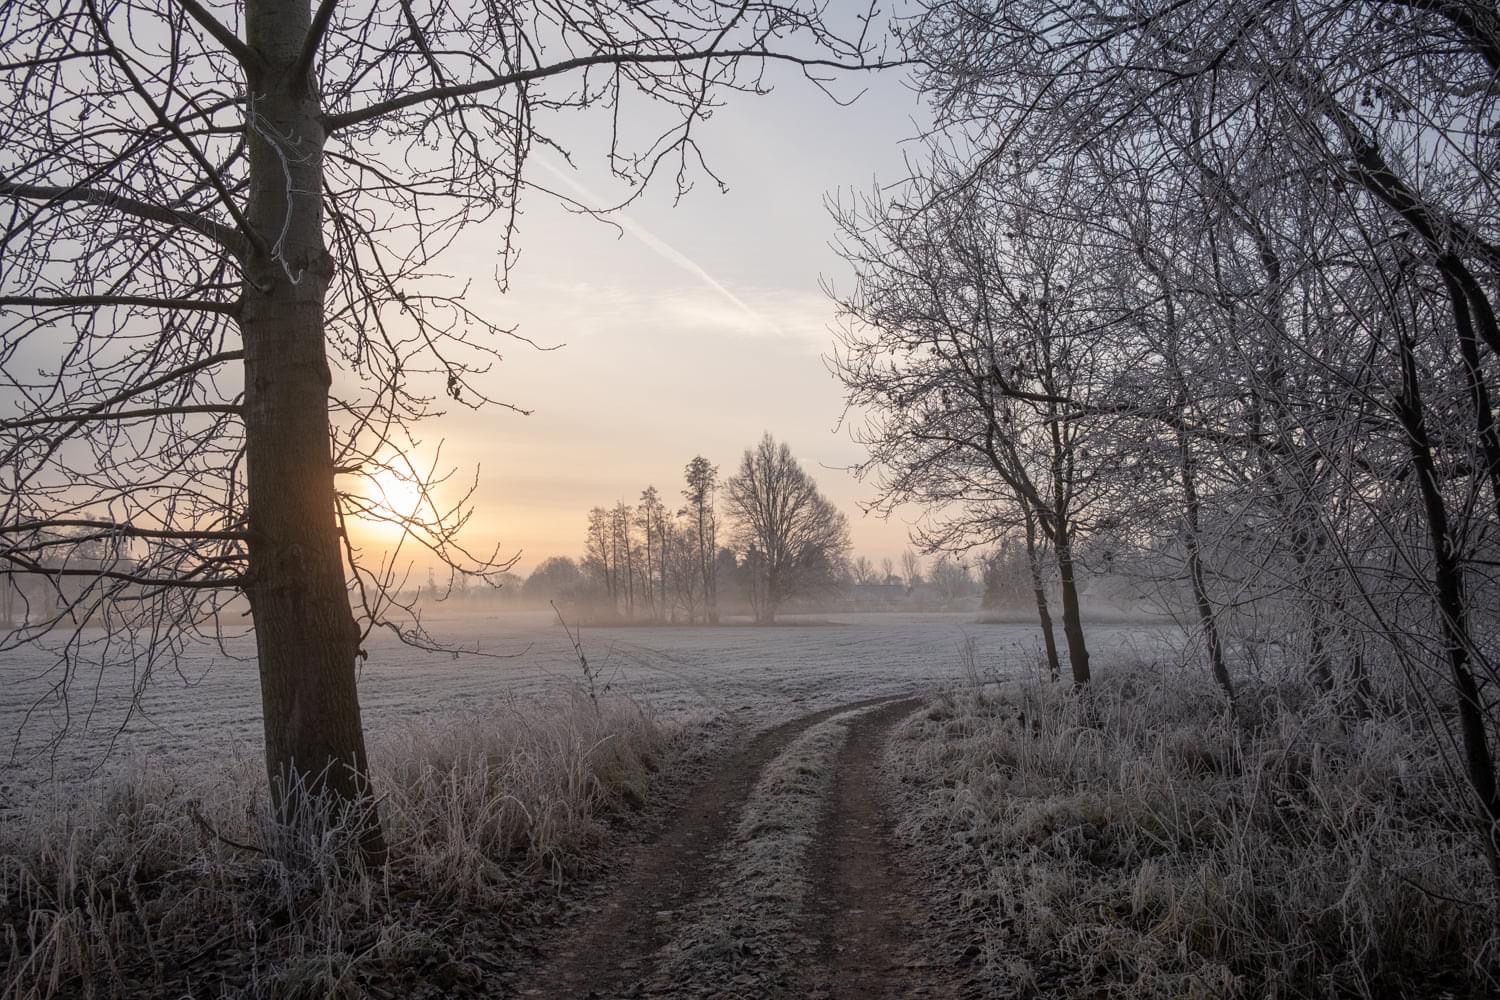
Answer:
[1,610,1176,806]
[6,612,1495,999]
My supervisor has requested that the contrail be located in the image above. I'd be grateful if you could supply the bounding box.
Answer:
[534,157,783,335]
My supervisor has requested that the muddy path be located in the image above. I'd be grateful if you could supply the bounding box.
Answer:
[516,695,969,999]
[797,698,956,1000]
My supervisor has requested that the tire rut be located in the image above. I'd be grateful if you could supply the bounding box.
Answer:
[798,697,960,1000]
[518,695,913,999]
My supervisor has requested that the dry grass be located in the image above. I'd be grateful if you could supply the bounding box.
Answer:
[1,692,669,999]
[891,663,1500,999]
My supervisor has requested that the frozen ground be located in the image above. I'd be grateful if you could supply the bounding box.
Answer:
[0,610,1181,806]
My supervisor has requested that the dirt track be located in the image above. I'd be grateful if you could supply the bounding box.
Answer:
[517,696,972,999]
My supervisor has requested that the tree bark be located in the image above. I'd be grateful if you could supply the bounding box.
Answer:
[1044,394,1090,686]
[241,0,382,860]
[1176,416,1234,701]
[1024,510,1061,682]
[1438,265,1500,521]
[1054,523,1091,686]
[1395,327,1500,879]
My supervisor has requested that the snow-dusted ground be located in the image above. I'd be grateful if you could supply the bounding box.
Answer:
[1,610,1180,805]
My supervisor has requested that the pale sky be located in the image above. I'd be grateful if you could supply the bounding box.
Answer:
[392,60,933,575]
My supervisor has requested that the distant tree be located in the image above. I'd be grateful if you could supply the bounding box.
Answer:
[664,516,699,622]
[981,543,1029,610]
[611,501,636,617]
[901,550,924,592]
[880,556,897,586]
[637,487,669,622]
[683,456,721,623]
[584,507,616,610]
[492,571,526,603]
[724,434,851,623]
[852,556,876,586]
[522,557,583,604]
[929,555,972,605]
[714,547,745,614]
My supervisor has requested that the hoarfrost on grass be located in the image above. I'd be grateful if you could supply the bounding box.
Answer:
[2,610,1179,807]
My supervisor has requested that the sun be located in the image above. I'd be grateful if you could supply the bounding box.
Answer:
[362,467,426,533]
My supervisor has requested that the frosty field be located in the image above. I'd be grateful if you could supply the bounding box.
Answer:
[0,610,1177,807]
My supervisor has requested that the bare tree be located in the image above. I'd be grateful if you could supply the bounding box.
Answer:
[683,455,720,623]
[830,162,1122,684]
[585,506,617,611]
[851,555,875,586]
[637,486,668,622]
[900,549,923,592]
[724,434,850,623]
[0,0,891,849]
[928,554,971,606]
[611,501,636,618]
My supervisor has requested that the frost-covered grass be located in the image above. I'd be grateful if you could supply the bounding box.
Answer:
[890,665,1500,999]
[2,610,1174,796]
[1,692,668,1000]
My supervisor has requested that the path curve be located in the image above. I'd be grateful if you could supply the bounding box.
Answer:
[520,695,914,999]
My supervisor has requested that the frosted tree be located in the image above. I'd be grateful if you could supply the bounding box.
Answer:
[890,0,1500,864]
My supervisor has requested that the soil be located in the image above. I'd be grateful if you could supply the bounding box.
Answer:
[514,696,974,999]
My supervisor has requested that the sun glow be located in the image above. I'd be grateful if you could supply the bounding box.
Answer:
[361,467,426,536]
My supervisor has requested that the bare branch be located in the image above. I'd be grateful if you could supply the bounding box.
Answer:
[173,0,265,72]
[0,404,242,431]
[291,0,339,85]
[0,520,248,541]
[0,180,245,256]
[327,47,885,133]
[0,294,239,314]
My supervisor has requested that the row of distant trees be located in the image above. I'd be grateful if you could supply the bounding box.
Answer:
[500,546,989,619]
[462,435,857,624]
[435,524,1162,621]
[443,513,1105,625]
[580,454,723,622]
[421,432,1044,621]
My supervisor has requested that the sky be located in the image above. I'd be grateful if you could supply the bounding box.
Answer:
[386,58,935,576]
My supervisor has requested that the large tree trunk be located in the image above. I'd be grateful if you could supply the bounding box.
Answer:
[759,563,779,625]
[241,0,382,859]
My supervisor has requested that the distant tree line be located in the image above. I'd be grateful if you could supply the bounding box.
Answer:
[420,435,856,624]
[429,433,1061,622]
